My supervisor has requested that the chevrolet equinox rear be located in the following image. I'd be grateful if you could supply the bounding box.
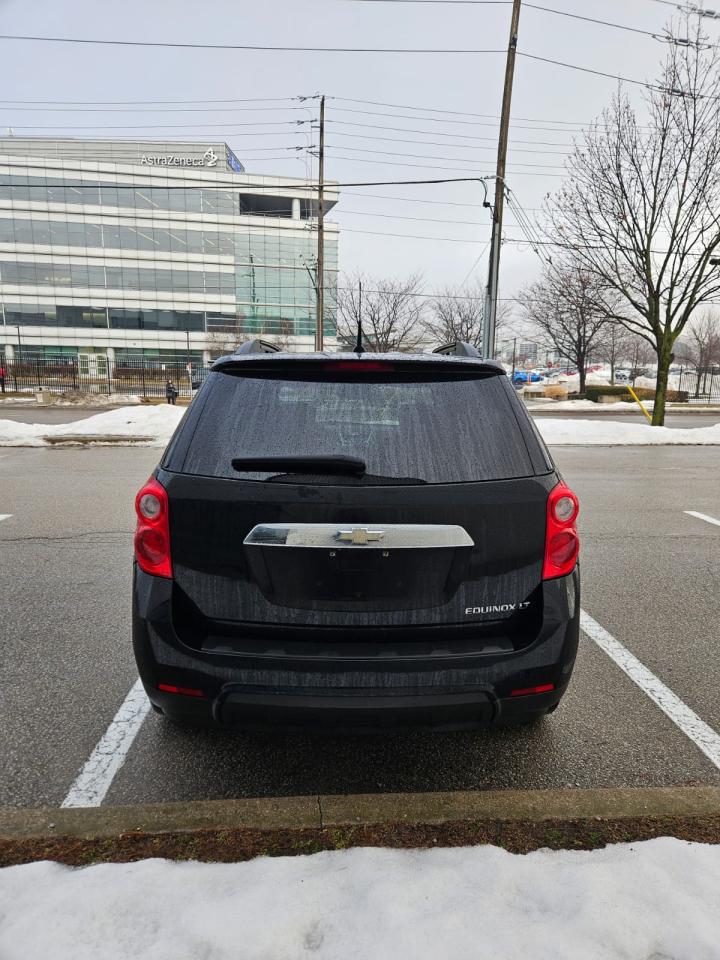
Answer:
[132,340,580,731]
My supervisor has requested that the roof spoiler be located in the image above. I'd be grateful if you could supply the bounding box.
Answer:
[432,341,482,358]
[233,339,282,355]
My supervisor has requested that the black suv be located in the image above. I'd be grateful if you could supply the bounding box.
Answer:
[133,340,580,731]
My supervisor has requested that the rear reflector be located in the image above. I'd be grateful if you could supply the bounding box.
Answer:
[158,683,205,698]
[510,683,555,697]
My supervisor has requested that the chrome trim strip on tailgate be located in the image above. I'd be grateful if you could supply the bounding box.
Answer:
[244,523,474,549]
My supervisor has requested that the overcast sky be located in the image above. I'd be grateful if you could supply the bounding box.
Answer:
[1,0,718,323]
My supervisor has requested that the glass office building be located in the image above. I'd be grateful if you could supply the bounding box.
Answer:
[0,138,339,364]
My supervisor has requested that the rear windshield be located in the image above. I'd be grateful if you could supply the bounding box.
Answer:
[172,367,536,484]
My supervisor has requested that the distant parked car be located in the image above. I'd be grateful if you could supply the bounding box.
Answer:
[614,370,630,383]
[512,371,543,384]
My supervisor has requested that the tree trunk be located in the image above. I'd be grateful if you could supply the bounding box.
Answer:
[652,339,673,426]
[578,354,587,395]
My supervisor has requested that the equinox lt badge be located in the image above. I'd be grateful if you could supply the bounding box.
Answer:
[336,527,385,545]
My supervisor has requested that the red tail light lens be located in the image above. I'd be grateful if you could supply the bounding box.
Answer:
[322,361,395,372]
[134,477,171,578]
[542,482,579,580]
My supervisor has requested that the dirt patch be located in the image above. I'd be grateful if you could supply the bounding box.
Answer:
[2,815,720,867]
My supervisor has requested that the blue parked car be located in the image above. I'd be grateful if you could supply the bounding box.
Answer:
[512,371,543,385]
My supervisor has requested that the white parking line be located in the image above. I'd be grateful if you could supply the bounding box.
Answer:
[0,514,12,522]
[685,510,720,529]
[580,610,720,771]
[61,679,151,808]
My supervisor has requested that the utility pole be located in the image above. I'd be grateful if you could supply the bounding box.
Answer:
[315,95,326,352]
[482,0,522,359]
[354,279,365,353]
[511,337,517,380]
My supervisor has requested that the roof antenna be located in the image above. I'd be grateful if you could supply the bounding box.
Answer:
[354,280,365,354]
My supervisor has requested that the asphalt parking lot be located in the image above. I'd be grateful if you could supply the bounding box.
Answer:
[1,431,719,809]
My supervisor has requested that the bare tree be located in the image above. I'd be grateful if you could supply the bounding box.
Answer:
[423,283,510,352]
[518,262,608,394]
[425,283,483,349]
[205,315,244,360]
[679,311,720,397]
[594,322,632,384]
[543,22,720,424]
[627,335,656,381]
[338,273,425,352]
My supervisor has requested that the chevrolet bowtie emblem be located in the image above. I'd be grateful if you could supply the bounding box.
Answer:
[335,527,385,545]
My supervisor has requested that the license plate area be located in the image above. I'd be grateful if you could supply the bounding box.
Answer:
[243,523,473,612]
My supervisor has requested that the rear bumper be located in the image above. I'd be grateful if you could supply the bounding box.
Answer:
[133,566,579,731]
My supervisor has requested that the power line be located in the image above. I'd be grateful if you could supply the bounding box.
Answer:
[320,152,566,174]
[331,96,600,127]
[0,96,298,107]
[0,169,495,190]
[321,142,566,167]
[517,51,665,90]
[343,226,489,242]
[322,129,571,155]
[0,122,309,131]
[330,106,623,134]
[326,119,573,146]
[0,33,506,53]
[0,105,309,115]
[338,1,673,42]
[343,191,489,206]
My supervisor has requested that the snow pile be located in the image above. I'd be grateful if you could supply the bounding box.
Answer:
[527,399,663,412]
[537,417,720,445]
[527,399,612,411]
[0,405,185,446]
[54,391,142,407]
[1,405,718,447]
[1,839,719,960]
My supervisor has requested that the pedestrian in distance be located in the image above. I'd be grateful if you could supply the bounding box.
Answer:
[165,379,178,405]
[0,362,5,394]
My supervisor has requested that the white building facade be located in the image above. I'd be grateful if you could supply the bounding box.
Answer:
[0,138,339,367]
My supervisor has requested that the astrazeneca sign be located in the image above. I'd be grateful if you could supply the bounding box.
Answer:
[140,147,219,168]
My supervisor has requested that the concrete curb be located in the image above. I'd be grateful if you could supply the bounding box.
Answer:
[3,787,720,841]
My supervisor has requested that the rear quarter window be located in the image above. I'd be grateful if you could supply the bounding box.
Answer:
[167,366,539,484]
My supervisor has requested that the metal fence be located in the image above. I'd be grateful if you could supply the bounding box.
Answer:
[0,357,211,399]
[676,366,720,404]
[1,356,719,404]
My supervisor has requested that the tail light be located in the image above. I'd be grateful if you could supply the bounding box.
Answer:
[322,360,395,372]
[134,477,172,578]
[542,481,579,580]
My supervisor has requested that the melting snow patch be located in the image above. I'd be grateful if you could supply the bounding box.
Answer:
[0,405,185,447]
[0,839,719,960]
[1,406,719,447]
[537,418,720,445]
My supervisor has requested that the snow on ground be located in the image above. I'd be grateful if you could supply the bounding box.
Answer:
[1,405,719,447]
[0,405,184,446]
[1,839,719,960]
[526,399,629,411]
[537,417,720,445]
[53,392,142,407]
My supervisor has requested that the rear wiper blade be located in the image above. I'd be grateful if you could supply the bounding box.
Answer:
[231,455,367,476]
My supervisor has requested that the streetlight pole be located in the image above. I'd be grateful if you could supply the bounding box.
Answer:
[482,0,522,360]
[315,95,326,352]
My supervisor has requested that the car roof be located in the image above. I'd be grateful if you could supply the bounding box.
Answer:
[211,350,506,376]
